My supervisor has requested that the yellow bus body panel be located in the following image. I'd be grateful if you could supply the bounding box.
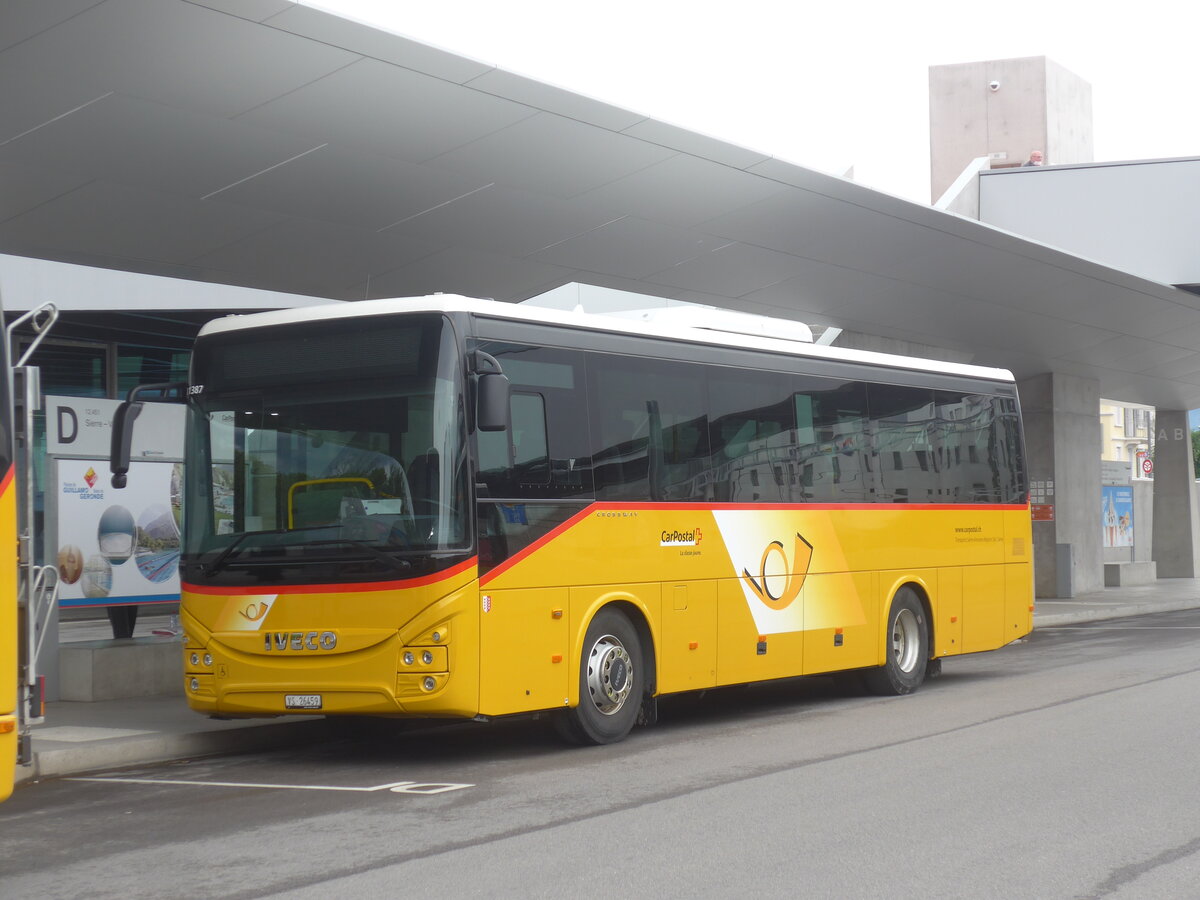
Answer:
[1,467,17,801]
[180,560,479,717]
[180,502,1032,720]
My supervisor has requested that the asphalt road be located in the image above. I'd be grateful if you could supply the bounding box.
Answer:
[4,610,1200,899]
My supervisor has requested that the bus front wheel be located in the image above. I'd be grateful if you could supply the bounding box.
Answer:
[864,587,928,696]
[556,607,643,745]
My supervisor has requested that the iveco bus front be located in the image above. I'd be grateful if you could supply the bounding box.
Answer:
[112,302,508,720]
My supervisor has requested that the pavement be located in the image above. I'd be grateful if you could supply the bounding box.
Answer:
[15,577,1200,790]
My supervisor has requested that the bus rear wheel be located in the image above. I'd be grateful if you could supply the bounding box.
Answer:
[864,587,929,696]
[556,607,643,745]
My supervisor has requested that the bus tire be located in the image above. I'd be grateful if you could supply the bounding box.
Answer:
[556,607,644,745]
[864,587,928,696]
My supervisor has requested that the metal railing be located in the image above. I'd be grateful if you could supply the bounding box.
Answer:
[7,302,59,763]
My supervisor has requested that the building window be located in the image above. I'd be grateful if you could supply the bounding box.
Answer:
[20,339,109,398]
[118,345,190,396]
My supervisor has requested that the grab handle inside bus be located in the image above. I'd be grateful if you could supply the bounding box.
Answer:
[110,381,187,488]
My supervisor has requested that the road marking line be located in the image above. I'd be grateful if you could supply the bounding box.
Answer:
[68,777,473,794]
[1038,625,1200,630]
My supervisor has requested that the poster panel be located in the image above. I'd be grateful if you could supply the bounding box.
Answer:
[56,459,183,609]
[1101,485,1134,549]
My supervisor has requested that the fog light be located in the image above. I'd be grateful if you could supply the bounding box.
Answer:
[432,631,442,643]
[421,650,433,665]
[422,676,436,691]
[403,651,415,666]
[189,678,200,692]
[203,653,213,667]
[190,653,200,666]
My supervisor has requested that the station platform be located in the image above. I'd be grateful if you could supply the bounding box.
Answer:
[16,578,1200,790]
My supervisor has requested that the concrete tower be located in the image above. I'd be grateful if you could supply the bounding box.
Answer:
[929,56,1093,203]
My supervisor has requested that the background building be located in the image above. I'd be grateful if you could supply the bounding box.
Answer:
[929,55,1093,203]
[1100,401,1154,474]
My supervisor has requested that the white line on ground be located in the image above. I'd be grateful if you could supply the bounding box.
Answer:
[68,777,473,794]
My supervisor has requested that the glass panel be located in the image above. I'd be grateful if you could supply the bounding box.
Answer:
[794,378,872,502]
[118,346,189,396]
[473,342,592,499]
[23,341,107,398]
[929,391,1026,503]
[870,384,937,503]
[183,316,468,583]
[708,368,797,502]
[512,393,549,474]
[588,354,709,502]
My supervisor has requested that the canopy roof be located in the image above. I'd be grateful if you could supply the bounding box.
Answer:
[3,1,1199,406]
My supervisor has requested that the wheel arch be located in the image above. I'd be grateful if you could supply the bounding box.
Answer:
[572,594,658,704]
[879,576,935,664]
[600,598,658,700]
[557,597,659,743]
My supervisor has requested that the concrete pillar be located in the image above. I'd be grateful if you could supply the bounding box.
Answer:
[1151,409,1200,577]
[1019,373,1102,597]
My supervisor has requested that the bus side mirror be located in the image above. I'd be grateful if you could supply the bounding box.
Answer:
[476,373,510,432]
[110,401,143,489]
[109,380,187,488]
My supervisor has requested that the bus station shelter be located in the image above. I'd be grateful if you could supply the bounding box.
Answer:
[4,0,1200,602]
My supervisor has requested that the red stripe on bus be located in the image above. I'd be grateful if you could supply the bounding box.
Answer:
[588,501,1030,512]
[182,556,477,595]
[0,464,13,496]
[479,506,598,586]
[479,500,1030,585]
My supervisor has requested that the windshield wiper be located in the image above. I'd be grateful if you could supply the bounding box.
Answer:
[201,525,345,576]
[203,532,251,576]
[201,530,414,577]
[303,539,413,575]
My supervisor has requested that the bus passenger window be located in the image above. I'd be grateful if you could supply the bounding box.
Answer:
[794,379,870,503]
[511,393,549,483]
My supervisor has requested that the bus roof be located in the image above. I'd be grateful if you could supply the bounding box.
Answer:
[197,295,1016,384]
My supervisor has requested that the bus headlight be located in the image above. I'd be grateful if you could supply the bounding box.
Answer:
[190,653,200,666]
[203,653,213,667]
[189,678,200,692]
[403,651,415,666]
[421,650,433,665]
[422,676,436,692]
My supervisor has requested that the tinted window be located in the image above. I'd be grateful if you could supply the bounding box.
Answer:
[794,378,872,502]
[928,391,1023,502]
[478,391,550,488]
[869,384,937,503]
[708,368,797,502]
[473,343,592,499]
[588,354,709,501]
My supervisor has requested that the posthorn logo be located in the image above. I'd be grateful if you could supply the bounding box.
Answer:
[741,533,814,611]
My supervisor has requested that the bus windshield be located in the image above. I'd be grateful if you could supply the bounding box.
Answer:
[182,314,469,585]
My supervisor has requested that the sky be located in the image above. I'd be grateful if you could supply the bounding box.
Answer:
[309,0,1199,204]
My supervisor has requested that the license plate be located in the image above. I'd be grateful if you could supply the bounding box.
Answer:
[285,694,322,710]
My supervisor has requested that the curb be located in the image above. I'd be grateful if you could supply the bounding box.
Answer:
[1034,598,1200,628]
[17,718,334,786]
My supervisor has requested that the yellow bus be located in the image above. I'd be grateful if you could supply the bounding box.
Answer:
[1,313,16,799]
[113,296,1032,744]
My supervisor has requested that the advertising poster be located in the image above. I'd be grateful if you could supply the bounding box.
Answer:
[1101,485,1134,549]
[56,459,183,608]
